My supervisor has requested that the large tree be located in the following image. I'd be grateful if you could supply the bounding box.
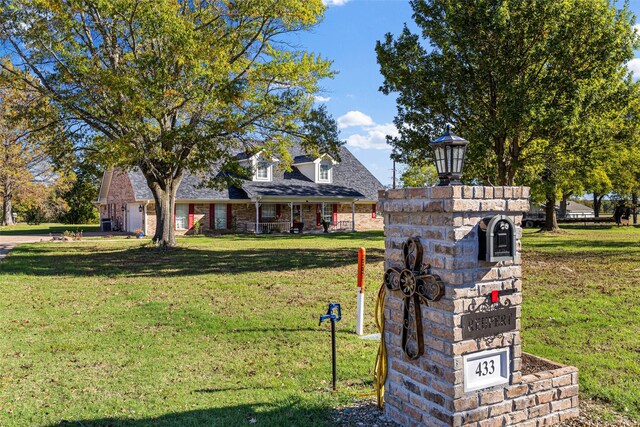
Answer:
[399,162,438,188]
[376,0,637,198]
[0,0,338,246]
[532,78,637,230]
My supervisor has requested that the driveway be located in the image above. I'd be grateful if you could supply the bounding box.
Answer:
[0,235,50,262]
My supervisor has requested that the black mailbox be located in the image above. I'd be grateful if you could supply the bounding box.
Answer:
[478,215,516,262]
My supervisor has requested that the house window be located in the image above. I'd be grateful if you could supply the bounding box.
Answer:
[262,204,276,220]
[319,162,331,182]
[256,161,270,181]
[321,204,332,223]
[175,204,188,230]
[214,203,227,229]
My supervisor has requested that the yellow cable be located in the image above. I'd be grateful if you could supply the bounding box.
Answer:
[373,282,387,409]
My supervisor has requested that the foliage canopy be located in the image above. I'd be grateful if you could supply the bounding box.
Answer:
[376,0,638,190]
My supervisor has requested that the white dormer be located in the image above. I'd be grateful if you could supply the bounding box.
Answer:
[294,153,338,183]
[246,151,279,182]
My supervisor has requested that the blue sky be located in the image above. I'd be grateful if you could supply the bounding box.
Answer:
[297,0,640,187]
[294,0,415,187]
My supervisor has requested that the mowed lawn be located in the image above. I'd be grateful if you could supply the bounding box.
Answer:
[0,223,100,235]
[0,227,638,426]
[521,225,640,418]
[0,233,386,427]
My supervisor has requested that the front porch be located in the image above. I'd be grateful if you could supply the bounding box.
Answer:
[241,199,371,234]
[137,199,382,237]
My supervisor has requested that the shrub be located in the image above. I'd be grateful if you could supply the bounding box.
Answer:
[25,206,46,225]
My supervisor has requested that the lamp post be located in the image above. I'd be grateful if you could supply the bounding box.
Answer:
[430,126,469,186]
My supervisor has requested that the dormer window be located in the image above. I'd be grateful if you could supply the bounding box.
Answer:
[246,151,279,182]
[256,161,270,181]
[319,162,331,182]
[292,152,338,183]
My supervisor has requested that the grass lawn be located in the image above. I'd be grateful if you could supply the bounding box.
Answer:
[0,227,637,426]
[0,232,386,426]
[0,223,100,235]
[521,225,640,419]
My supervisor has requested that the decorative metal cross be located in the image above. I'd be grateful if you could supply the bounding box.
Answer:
[384,237,445,359]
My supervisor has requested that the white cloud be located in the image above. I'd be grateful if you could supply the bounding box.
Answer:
[313,95,331,103]
[345,123,398,151]
[627,57,640,81]
[337,110,374,129]
[323,0,350,6]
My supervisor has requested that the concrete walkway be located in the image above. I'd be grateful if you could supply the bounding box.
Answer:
[0,235,52,262]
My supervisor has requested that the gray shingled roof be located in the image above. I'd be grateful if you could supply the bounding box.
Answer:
[128,170,249,200]
[127,144,384,202]
[292,154,316,164]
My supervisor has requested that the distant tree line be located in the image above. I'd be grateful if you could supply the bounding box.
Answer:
[0,61,98,226]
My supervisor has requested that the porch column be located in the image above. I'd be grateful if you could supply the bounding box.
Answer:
[255,200,260,234]
[290,202,293,229]
[351,202,356,232]
[143,201,149,236]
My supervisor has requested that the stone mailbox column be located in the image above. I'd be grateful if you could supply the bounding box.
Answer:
[378,186,578,427]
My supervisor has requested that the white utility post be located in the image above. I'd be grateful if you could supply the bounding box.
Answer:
[254,199,260,234]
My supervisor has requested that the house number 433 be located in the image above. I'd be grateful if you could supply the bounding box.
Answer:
[475,360,495,376]
[463,348,510,392]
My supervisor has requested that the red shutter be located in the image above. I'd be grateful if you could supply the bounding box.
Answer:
[372,203,377,219]
[188,203,194,229]
[226,204,232,229]
[209,204,215,229]
[259,205,263,222]
[332,204,338,225]
[316,204,321,226]
[276,204,281,219]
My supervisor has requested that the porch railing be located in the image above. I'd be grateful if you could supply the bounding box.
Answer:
[247,222,291,234]
[241,220,354,233]
[333,220,354,231]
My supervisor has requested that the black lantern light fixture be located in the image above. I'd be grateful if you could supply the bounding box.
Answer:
[430,125,469,186]
[121,204,126,212]
[138,204,143,213]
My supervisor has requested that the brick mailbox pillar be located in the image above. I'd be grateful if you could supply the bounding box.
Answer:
[378,186,578,427]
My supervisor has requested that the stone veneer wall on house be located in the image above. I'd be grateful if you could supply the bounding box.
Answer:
[378,186,578,427]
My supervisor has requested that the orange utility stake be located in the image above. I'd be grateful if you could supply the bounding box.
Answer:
[356,247,366,335]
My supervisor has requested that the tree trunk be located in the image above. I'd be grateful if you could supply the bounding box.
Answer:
[2,181,14,226]
[633,192,638,225]
[593,192,600,218]
[559,193,570,220]
[141,168,183,248]
[543,193,559,231]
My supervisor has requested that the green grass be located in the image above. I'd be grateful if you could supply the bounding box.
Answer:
[0,227,638,426]
[521,225,640,417]
[0,232,386,426]
[0,223,100,235]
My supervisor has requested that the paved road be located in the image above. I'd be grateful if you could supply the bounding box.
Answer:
[0,235,51,262]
